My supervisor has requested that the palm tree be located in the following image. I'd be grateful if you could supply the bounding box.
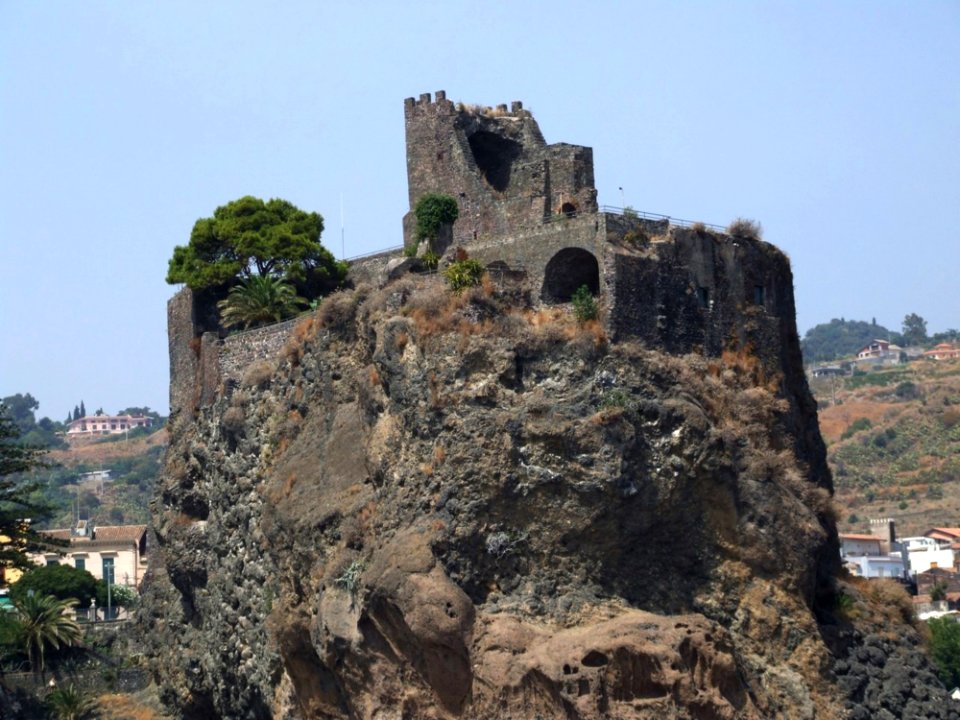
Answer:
[46,683,99,720]
[14,593,83,673]
[216,275,307,330]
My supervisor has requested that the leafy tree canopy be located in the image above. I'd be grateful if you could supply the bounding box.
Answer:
[902,313,929,347]
[800,318,894,363]
[0,404,55,574]
[3,393,39,434]
[166,196,346,296]
[929,616,960,688]
[11,564,99,608]
[415,193,459,243]
[2,393,66,449]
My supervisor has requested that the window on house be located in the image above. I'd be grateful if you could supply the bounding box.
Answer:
[102,557,115,584]
[46,558,59,566]
[75,558,85,571]
[753,285,765,305]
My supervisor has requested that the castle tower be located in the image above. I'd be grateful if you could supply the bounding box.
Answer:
[402,91,598,250]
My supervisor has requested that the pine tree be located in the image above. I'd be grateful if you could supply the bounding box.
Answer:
[73,404,80,420]
[79,401,85,418]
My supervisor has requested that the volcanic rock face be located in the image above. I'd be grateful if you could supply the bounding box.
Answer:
[142,273,950,719]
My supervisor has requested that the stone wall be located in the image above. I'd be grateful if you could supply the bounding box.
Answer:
[402,91,597,250]
[167,288,200,423]
[219,317,302,383]
[347,248,404,285]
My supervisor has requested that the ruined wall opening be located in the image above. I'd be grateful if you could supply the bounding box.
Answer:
[560,202,578,217]
[541,248,600,303]
[468,131,521,192]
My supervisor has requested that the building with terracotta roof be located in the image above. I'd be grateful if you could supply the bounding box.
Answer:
[839,524,909,579]
[29,522,148,588]
[923,343,960,361]
[66,413,153,436]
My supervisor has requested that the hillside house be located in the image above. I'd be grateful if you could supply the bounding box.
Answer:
[923,343,960,361]
[29,522,148,588]
[901,535,957,577]
[839,531,909,579]
[854,339,903,369]
[67,413,153,436]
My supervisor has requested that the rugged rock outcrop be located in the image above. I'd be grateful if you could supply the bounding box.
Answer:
[141,267,955,719]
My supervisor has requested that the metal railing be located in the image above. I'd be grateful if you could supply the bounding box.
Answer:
[344,245,404,262]
[598,205,725,232]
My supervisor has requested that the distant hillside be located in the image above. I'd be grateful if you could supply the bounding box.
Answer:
[31,428,168,528]
[812,359,960,536]
[801,318,896,362]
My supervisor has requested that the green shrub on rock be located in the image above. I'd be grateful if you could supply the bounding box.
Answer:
[571,285,598,324]
[443,259,485,293]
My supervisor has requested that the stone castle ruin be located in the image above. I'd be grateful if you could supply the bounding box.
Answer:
[169,91,804,419]
[399,91,799,361]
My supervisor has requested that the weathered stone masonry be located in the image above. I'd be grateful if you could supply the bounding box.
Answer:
[403,91,798,368]
[167,91,800,418]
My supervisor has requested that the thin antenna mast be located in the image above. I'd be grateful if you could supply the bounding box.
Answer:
[340,194,345,260]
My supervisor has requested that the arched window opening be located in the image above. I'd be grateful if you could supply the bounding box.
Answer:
[542,248,600,303]
[560,202,577,217]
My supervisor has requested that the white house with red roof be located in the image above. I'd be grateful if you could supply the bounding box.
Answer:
[923,343,960,361]
[67,413,153,437]
[29,522,148,588]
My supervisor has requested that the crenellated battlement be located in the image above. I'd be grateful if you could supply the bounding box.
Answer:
[168,92,804,421]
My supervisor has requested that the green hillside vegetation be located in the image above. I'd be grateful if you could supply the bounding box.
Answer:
[1,393,167,531]
[801,318,895,362]
[802,315,959,364]
[32,442,165,528]
[812,359,960,536]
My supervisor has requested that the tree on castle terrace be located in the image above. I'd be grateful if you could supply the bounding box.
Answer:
[166,196,347,299]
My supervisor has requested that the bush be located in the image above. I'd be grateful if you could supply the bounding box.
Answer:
[415,193,459,243]
[895,381,919,400]
[96,582,137,608]
[929,617,960,687]
[726,217,763,239]
[241,360,275,389]
[571,285,598,324]
[443,259,485,293]
[841,417,873,440]
[11,565,100,607]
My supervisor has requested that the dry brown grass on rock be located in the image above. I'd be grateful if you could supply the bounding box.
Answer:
[727,217,763,240]
[221,406,245,435]
[241,360,276,389]
[318,284,371,333]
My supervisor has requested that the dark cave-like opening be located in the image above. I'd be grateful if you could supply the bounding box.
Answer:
[468,130,521,192]
[541,248,600,303]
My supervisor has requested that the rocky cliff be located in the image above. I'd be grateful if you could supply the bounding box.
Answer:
[142,253,955,719]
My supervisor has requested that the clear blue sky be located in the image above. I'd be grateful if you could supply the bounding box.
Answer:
[1,1,958,420]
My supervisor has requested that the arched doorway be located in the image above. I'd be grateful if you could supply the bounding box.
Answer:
[560,202,577,217]
[541,248,600,303]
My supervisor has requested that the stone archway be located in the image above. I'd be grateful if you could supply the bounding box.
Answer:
[560,202,578,217]
[541,248,600,303]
